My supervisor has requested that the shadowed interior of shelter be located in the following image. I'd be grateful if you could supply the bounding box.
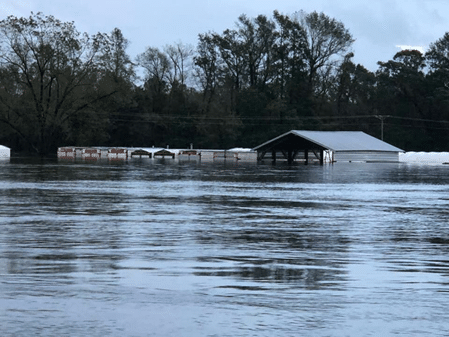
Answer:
[256,133,326,164]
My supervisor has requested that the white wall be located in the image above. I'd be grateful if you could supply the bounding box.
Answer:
[0,146,10,158]
[335,151,399,163]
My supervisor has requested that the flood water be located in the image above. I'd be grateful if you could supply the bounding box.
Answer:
[1,157,449,336]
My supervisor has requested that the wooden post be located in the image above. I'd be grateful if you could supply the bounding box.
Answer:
[320,149,324,165]
[304,149,309,165]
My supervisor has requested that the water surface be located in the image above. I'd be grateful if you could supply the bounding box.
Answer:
[1,158,449,336]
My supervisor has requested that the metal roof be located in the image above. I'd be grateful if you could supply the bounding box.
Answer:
[254,130,403,152]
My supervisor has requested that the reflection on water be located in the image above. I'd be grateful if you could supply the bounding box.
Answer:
[1,158,449,336]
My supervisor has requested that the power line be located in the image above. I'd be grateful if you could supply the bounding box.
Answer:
[106,118,449,130]
[387,115,449,124]
[105,113,449,125]
[103,111,449,123]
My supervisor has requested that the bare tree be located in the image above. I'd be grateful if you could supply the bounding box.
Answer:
[164,42,194,87]
[296,11,354,95]
[0,12,115,154]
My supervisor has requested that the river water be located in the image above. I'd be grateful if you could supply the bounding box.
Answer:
[1,158,449,336]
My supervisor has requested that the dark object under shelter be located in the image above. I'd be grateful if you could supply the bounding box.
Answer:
[253,130,404,164]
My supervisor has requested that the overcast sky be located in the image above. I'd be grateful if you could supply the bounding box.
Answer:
[1,0,448,71]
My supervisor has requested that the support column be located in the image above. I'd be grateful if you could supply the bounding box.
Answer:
[304,149,309,165]
[320,149,324,165]
[288,150,293,164]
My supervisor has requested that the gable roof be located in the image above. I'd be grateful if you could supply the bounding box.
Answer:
[253,130,403,152]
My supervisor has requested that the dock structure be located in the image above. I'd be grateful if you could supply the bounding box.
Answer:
[57,146,257,163]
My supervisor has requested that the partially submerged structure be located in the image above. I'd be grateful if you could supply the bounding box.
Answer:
[254,130,403,164]
[57,146,257,162]
[0,145,10,158]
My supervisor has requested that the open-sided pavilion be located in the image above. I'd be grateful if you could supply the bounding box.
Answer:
[253,130,404,164]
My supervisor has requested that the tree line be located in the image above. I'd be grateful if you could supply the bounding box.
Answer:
[1,11,449,155]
